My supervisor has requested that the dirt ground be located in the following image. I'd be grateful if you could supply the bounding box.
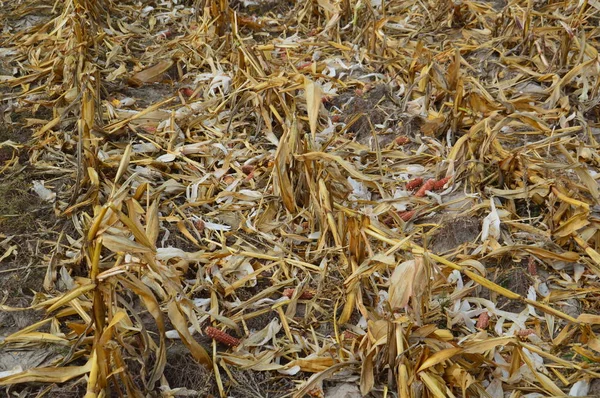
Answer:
[2,0,600,396]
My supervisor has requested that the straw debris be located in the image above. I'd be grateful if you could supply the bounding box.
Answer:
[2,0,600,396]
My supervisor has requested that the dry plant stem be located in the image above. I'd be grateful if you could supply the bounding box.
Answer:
[2,0,600,396]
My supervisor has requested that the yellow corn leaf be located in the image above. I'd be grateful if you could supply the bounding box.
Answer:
[546,59,595,108]
[572,345,600,362]
[84,350,98,398]
[293,362,358,398]
[303,77,322,139]
[573,235,600,277]
[46,283,96,313]
[317,0,339,13]
[101,233,154,254]
[368,319,389,342]
[420,371,454,398]
[4,332,68,344]
[429,253,577,322]
[577,313,600,324]
[360,350,375,396]
[110,207,155,250]
[274,132,297,213]
[445,364,476,394]
[417,347,462,372]
[389,259,417,309]
[486,246,579,262]
[296,152,377,181]
[463,269,520,300]
[412,324,438,338]
[105,97,174,133]
[521,342,585,369]
[588,336,600,353]
[398,364,409,398]
[338,285,356,325]
[523,299,577,323]
[2,319,52,337]
[535,369,565,396]
[553,212,589,238]
[146,200,160,246]
[558,143,600,201]
[433,329,455,341]
[551,187,589,210]
[463,336,516,353]
[34,116,61,137]
[0,358,92,385]
[119,276,166,387]
[167,300,212,367]
[130,60,174,84]
[486,185,550,200]
[288,357,335,373]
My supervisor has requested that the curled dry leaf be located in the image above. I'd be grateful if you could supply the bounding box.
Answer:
[4,0,600,396]
[388,257,426,309]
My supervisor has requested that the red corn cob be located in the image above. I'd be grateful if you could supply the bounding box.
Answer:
[433,176,452,190]
[300,290,315,299]
[516,329,535,339]
[194,219,205,232]
[415,179,435,197]
[476,312,489,329]
[142,126,157,133]
[205,326,240,347]
[406,177,423,190]
[241,164,255,175]
[395,136,410,145]
[283,288,315,299]
[179,87,194,97]
[308,388,324,398]
[527,257,537,276]
[398,210,416,221]
[342,330,359,340]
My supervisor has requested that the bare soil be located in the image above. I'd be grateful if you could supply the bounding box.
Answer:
[0,119,69,397]
[429,216,480,254]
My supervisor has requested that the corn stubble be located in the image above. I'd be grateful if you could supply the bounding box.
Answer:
[1,0,600,396]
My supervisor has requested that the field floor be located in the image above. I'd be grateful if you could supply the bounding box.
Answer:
[2,0,600,397]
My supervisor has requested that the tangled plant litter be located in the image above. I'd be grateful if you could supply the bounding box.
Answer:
[0,0,600,396]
